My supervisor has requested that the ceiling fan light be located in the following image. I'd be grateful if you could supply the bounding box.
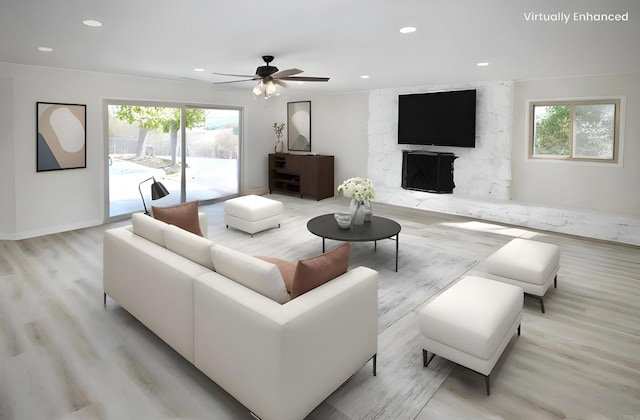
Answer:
[265,81,277,96]
[252,81,264,97]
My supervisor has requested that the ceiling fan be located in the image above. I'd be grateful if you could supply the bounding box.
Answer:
[212,55,330,97]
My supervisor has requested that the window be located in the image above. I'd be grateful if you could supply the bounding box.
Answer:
[529,99,620,163]
[106,101,241,218]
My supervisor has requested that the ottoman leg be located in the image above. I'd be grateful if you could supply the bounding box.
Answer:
[554,275,558,288]
[484,374,491,395]
[372,354,377,376]
[422,349,435,367]
[525,292,546,313]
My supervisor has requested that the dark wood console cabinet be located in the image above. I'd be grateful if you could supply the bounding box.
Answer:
[269,154,335,200]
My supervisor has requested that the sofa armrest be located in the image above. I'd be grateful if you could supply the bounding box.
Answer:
[193,266,378,420]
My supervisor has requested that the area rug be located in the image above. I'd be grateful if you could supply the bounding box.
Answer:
[347,237,477,332]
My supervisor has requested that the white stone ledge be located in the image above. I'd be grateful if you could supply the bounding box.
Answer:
[375,185,640,247]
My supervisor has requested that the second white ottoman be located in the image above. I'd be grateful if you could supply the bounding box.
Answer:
[419,276,523,395]
[485,238,560,313]
[224,195,283,236]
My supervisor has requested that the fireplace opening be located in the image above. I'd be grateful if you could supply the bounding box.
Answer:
[401,151,457,193]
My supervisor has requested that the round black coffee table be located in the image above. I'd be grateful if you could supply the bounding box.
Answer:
[307,214,401,271]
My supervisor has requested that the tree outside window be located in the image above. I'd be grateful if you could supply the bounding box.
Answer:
[533,105,570,156]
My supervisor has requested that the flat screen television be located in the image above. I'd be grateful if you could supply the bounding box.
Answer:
[397,89,477,147]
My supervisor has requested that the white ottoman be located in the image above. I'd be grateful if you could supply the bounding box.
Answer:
[485,238,560,313]
[419,276,523,395]
[224,195,283,236]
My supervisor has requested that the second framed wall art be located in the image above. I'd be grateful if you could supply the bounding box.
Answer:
[287,101,311,152]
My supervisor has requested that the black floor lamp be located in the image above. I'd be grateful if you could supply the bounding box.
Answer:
[139,176,170,215]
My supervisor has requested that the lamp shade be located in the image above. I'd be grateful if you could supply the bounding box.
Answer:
[151,180,169,200]
[139,176,170,215]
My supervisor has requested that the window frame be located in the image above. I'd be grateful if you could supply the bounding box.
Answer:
[528,98,622,164]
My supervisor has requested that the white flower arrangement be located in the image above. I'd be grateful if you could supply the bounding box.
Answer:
[337,177,375,204]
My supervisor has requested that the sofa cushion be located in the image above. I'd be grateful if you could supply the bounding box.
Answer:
[290,242,351,299]
[164,224,215,270]
[131,212,168,247]
[211,245,289,304]
[152,201,203,237]
[255,256,295,294]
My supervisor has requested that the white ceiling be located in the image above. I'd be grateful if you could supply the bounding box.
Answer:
[1,0,638,94]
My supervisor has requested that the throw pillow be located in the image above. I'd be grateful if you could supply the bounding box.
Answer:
[152,200,203,237]
[290,242,351,299]
[255,256,296,294]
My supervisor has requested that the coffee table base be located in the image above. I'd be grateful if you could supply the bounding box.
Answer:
[319,234,399,272]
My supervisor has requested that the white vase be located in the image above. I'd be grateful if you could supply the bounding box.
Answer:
[275,139,284,153]
[350,199,366,225]
[364,199,372,221]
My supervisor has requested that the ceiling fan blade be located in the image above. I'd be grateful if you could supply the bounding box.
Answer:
[279,76,330,82]
[213,78,257,84]
[271,68,303,78]
[274,79,288,88]
[212,71,256,78]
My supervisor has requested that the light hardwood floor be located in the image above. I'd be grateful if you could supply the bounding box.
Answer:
[0,195,638,419]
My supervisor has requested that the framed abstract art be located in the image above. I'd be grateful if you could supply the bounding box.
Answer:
[287,101,311,152]
[36,102,86,172]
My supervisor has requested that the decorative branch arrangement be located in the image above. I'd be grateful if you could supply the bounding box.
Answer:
[273,122,286,139]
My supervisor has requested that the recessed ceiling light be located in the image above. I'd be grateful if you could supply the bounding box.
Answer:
[399,26,417,34]
[477,62,490,67]
[194,68,204,72]
[360,75,370,79]
[82,19,103,27]
[38,46,53,52]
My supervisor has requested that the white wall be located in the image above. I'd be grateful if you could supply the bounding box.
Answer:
[0,62,274,239]
[368,82,514,200]
[0,78,16,236]
[2,61,638,245]
[362,79,639,245]
[247,80,640,246]
[512,73,640,216]
[270,91,370,190]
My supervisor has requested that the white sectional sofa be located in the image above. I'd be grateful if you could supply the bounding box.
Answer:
[103,213,378,420]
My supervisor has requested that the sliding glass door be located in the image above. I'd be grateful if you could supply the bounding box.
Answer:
[184,108,240,202]
[106,102,241,218]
